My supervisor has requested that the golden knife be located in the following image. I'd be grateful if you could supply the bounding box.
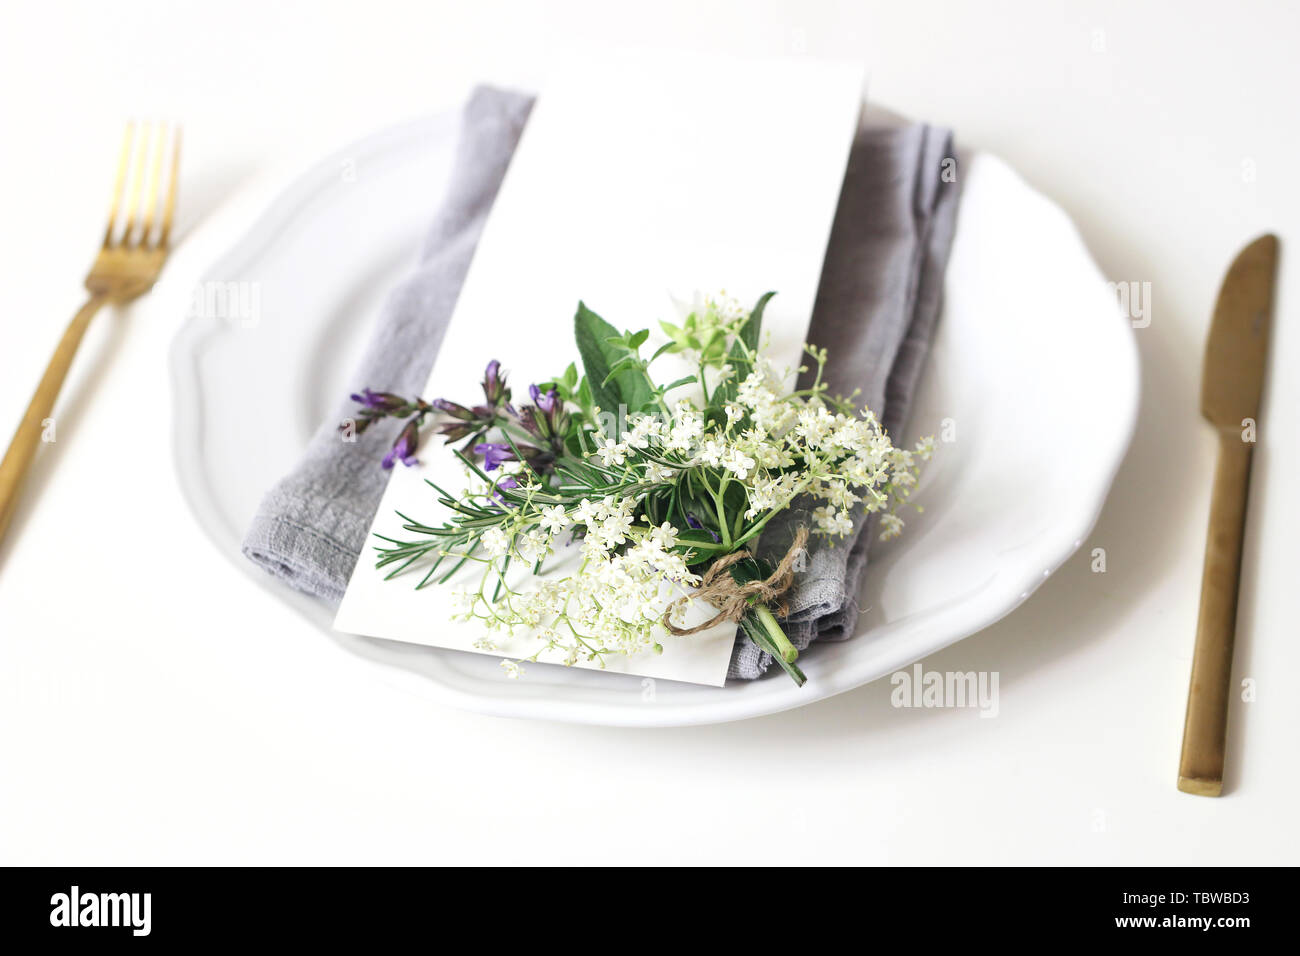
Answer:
[1178,233,1279,797]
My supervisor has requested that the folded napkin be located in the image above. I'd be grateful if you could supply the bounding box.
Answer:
[735,120,960,679]
[243,85,960,680]
[243,87,534,602]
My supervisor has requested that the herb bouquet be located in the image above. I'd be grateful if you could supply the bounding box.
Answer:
[346,292,931,686]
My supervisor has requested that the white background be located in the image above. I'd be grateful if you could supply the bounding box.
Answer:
[0,0,1295,865]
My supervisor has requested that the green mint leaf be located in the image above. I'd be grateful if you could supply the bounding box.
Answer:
[574,301,652,414]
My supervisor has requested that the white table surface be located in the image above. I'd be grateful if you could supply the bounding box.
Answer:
[1,0,1295,866]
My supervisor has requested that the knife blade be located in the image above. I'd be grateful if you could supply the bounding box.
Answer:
[1178,233,1279,797]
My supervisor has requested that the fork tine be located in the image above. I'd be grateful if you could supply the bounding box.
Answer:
[103,123,135,247]
[121,122,154,247]
[137,121,168,247]
[158,126,182,249]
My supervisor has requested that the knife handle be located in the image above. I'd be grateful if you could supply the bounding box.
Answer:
[1178,428,1254,796]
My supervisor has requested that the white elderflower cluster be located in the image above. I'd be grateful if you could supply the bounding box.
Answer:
[670,290,749,337]
[447,489,704,668]
[583,351,928,546]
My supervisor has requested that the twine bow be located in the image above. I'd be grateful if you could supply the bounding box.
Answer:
[662,527,808,636]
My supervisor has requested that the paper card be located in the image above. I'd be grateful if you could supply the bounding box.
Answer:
[334,52,865,686]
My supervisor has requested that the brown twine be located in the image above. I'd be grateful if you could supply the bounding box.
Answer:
[662,526,809,636]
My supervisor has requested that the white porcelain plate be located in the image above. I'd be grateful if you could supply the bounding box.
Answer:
[170,107,1139,726]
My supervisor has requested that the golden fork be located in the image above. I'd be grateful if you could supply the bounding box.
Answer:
[0,122,180,545]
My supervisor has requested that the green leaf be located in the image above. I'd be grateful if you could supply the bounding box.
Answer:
[628,328,650,349]
[650,340,681,362]
[740,291,775,353]
[601,356,642,387]
[574,301,653,414]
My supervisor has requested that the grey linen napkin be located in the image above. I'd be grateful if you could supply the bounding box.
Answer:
[242,86,534,601]
[242,86,960,682]
[732,120,961,680]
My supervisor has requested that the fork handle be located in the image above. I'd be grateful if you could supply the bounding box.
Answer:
[1178,429,1254,796]
[0,294,109,545]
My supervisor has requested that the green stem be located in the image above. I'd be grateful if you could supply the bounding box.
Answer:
[752,603,797,663]
[731,496,806,549]
[639,362,672,418]
[711,489,731,549]
[739,606,805,687]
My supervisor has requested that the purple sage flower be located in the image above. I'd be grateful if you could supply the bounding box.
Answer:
[473,442,516,472]
[350,388,407,413]
[430,398,475,420]
[519,384,568,469]
[382,419,421,470]
[529,383,559,415]
[481,360,510,407]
